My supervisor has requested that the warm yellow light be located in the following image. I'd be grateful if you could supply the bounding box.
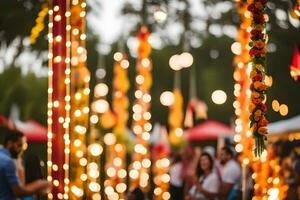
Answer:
[129,169,139,179]
[104,133,116,146]
[162,192,171,200]
[279,104,288,116]
[94,83,109,97]
[88,143,103,157]
[113,157,122,167]
[160,91,174,106]
[88,169,100,178]
[174,128,183,137]
[231,42,242,55]
[142,94,151,103]
[116,183,127,193]
[161,174,170,183]
[107,167,116,177]
[154,187,162,195]
[89,182,101,192]
[90,115,99,124]
[79,158,87,166]
[92,193,101,200]
[135,90,143,99]
[80,174,88,181]
[142,158,151,168]
[154,10,167,23]
[118,169,127,178]
[136,75,145,85]
[71,186,83,197]
[169,55,182,71]
[74,125,87,134]
[91,99,109,114]
[141,58,150,67]
[161,158,170,168]
[272,100,280,112]
[120,60,129,69]
[235,144,243,152]
[180,52,193,68]
[105,186,114,196]
[211,90,227,105]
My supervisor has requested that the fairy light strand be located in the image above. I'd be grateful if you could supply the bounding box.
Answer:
[129,26,152,192]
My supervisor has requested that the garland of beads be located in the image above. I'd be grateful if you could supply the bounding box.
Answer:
[248,0,269,157]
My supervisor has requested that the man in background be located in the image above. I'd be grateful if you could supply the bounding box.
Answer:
[0,127,49,199]
[218,146,241,200]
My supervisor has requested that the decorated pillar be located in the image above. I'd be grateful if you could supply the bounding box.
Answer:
[47,0,71,199]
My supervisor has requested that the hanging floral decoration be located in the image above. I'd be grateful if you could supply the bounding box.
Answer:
[290,45,300,81]
[168,89,184,149]
[248,0,269,157]
[30,3,48,44]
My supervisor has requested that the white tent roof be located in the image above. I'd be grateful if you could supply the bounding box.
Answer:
[268,115,300,135]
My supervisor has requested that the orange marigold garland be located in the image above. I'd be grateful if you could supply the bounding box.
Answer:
[248,0,269,156]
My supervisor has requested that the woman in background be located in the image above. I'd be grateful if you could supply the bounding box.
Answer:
[188,152,220,200]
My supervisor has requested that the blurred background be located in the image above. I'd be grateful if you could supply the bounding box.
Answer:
[0,0,299,129]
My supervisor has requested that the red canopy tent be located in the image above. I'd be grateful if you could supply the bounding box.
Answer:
[186,120,233,142]
[14,120,47,143]
[0,115,47,143]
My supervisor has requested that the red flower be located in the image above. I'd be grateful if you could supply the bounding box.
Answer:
[254,73,263,81]
[261,103,267,112]
[253,98,262,105]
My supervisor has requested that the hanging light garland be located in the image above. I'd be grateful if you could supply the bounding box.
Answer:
[129,26,152,192]
[87,64,110,199]
[247,0,269,157]
[47,3,54,199]
[233,0,253,164]
[68,0,90,198]
[86,90,107,199]
[252,148,288,200]
[30,3,48,44]
[104,52,130,199]
[47,0,71,199]
[152,127,171,200]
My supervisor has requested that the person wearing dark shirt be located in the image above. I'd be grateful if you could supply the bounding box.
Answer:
[0,128,49,200]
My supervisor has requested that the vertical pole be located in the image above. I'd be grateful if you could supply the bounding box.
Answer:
[49,0,67,199]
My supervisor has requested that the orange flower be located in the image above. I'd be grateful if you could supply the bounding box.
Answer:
[255,109,262,117]
[259,118,268,127]
[258,83,268,91]
[250,70,257,79]
[253,81,263,90]
[254,41,265,49]
[251,91,260,99]
[258,126,268,135]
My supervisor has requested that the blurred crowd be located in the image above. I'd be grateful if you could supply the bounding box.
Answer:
[169,143,300,200]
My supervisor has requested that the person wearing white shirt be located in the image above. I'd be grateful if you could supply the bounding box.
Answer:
[218,146,241,200]
[188,152,220,200]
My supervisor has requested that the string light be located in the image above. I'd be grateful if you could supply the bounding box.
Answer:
[104,52,130,199]
[47,3,53,199]
[69,0,90,198]
[129,26,152,192]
